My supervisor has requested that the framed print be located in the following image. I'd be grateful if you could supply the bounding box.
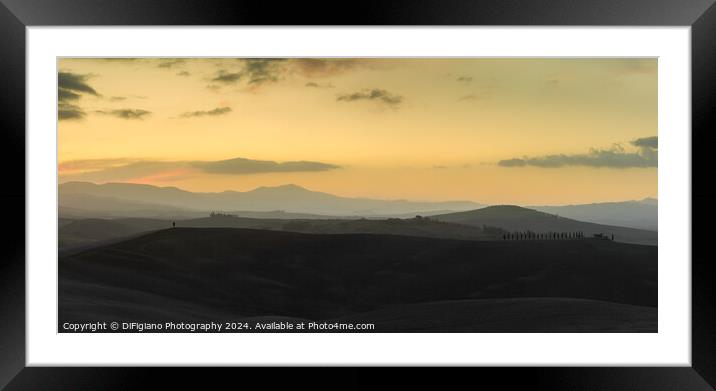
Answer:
[1,0,715,389]
[54,55,663,337]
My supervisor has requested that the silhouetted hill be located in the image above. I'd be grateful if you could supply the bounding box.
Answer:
[58,215,497,248]
[529,198,657,231]
[59,228,657,332]
[214,210,349,220]
[59,218,172,247]
[59,181,483,216]
[432,205,657,245]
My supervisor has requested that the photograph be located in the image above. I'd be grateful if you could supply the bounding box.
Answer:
[57,57,658,333]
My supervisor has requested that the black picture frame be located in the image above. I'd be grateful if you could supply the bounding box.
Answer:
[1,0,714,389]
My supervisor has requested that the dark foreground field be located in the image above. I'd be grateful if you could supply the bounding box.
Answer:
[59,228,657,332]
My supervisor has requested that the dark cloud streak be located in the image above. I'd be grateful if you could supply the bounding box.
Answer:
[631,136,658,149]
[458,94,486,102]
[336,89,403,107]
[58,89,81,102]
[211,70,242,84]
[157,59,185,68]
[58,103,86,121]
[95,109,152,120]
[178,107,232,118]
[498,137,658,169]
[305,82,334,89]
[60,156,341,182]
[58,72,98,96]
[58,72,99,121]
[292,59,363,77]
[242,59,287,85]
[195,157,340,175]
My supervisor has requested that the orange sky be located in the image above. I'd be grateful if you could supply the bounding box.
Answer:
[58,58,657,205]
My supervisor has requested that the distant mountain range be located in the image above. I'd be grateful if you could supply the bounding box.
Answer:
[59,182,483,218]
[58,181,658,232]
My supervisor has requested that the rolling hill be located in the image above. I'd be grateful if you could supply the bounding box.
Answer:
[432,205,657,245]
[59,228,657,332]
[58,214,498,248]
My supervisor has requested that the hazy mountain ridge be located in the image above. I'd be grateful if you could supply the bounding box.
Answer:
[59,181,484,217]
[58,192,204,219]
[59,182,657,232]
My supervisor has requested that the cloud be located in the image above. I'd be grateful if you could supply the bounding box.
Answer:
[211,70,242,84]
[60,160,187,183]
[58,103,86,121]
[202,58,380,92]
[631,136,658,149]
[498,138,658,169]
[58,72,99,121]
[292,59,365,77]
[458,94,486,102]
[58,72,99,96]
[59,156,341,183]
[336,89,403,107]
[207,59,288,90]
[157,59,185,68]
[497,158,527,167]
[58,88,81,102]
[195,157,340,175]
[178,106,232,118]
[241,58,287,85]
[201,59,380,92]
[59,158,137,173]
[95,109,152,120]
[305,82,334,89]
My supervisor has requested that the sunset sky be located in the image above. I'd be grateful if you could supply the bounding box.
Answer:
[58,58,657,205]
